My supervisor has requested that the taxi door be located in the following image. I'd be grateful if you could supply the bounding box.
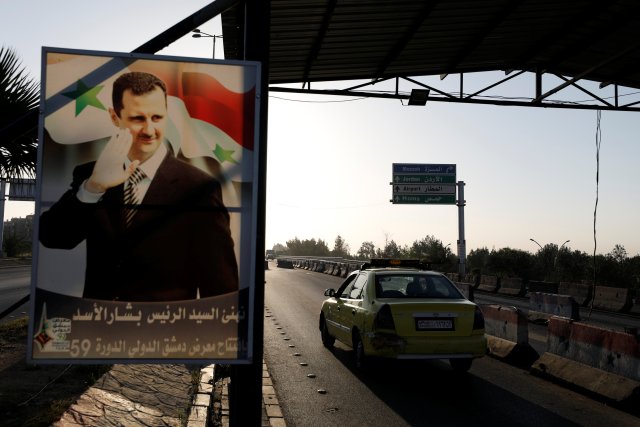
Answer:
[325,273,356,344]
[335,273,368,346]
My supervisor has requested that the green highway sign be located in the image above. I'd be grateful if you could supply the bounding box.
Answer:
[392,194,457,204]
[391,163,457,204]
[393,174,457,184]
[393,184,456,195]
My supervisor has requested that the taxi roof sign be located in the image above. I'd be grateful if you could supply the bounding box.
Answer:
[361,259,432,270]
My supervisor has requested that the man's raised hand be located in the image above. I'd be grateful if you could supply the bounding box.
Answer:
[85,129,139,194]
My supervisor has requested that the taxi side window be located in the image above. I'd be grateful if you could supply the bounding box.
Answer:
[348,274,368,299]
[337,274,357,298]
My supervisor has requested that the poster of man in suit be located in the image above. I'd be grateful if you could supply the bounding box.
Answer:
[28,48,260,363]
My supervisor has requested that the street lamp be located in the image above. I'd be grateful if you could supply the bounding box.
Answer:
[442,242,452,257]
[529,238,543,251]
[192,29,223,59]
[554,240,571,269]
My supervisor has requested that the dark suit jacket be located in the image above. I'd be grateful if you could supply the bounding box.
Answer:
[39,151,239,301]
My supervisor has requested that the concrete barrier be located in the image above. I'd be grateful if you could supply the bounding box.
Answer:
[332,263,340,275]
[463,274,479,289]
[334,263,342,276]
[347,264,358,275]
[498,277,525,297]
[630,295,640,315]
[558,282,592,306]
[531,316,640,402]
[340,264,348,278]
[527,281,559,295]
[454,282,474,301]
[276,259,294,269]
[327,262,339,276]
[528,292,580,322]
[446,273,460,283]
[591,285,632,312]
[481,304,538,367]
[477,275,499,293]
[325,263,334,275]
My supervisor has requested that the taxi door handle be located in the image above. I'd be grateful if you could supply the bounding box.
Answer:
[351,310,356,315]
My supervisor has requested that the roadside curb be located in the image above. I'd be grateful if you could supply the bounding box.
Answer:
[214,360,286,427]
[188,364,216,426]
[54,361,286,426]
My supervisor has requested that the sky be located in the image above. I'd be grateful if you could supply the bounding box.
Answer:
[2,1,639,257]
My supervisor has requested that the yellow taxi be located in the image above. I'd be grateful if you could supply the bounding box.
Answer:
[319,259,486,371]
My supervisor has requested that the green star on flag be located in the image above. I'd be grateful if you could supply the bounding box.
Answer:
[62,79,106,116]
[213,144,238,164]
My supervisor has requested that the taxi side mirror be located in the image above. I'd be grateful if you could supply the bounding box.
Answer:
[324,288,336,297]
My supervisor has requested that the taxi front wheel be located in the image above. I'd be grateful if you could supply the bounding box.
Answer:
[320,317,335,348]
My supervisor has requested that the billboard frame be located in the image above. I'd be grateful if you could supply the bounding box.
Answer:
[28,47,261,364]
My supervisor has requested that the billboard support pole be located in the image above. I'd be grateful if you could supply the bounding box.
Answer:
[230,0,269,425]
[0,180,5,257]
[456,181,466,277]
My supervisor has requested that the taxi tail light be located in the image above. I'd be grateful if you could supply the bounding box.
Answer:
[374,304,396,331]
[473,306,485,330]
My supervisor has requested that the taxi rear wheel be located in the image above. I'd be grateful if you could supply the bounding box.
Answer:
[320,317,335,348]
[449,358,472,372]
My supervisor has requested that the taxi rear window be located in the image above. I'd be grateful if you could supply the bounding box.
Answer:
[375,274,463,299]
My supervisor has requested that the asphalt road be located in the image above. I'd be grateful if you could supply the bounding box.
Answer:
[2,263,639,425]
[263,264,640,427]
[0,266,31,323]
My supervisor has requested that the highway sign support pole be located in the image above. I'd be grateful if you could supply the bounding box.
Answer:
[456,181,466,277]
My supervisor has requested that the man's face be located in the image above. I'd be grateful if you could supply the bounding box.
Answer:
[110,86,167,163]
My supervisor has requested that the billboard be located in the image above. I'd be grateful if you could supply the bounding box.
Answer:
[8,178,36,201]
[28,47,260,363]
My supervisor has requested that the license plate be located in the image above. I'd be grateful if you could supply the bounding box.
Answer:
[416,318,454,331]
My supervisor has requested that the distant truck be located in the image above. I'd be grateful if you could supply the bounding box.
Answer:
[266,250,275,260]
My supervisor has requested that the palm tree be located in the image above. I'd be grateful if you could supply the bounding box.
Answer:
[0,46,39,179]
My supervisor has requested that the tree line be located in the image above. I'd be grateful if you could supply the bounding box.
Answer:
[272,236,640,291]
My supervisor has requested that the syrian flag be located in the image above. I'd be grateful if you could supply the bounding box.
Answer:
[43,52,257,204]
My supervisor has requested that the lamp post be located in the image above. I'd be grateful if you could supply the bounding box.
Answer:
[530,238,549,280]
[554,239,571,269]
[442,243,452,263]
[529,238,543,251]
[192,29,223,59]
[530,238,570,281]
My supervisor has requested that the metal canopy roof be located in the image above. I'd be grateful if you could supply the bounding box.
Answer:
[222,0,640,111]
[4,0,640,146]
